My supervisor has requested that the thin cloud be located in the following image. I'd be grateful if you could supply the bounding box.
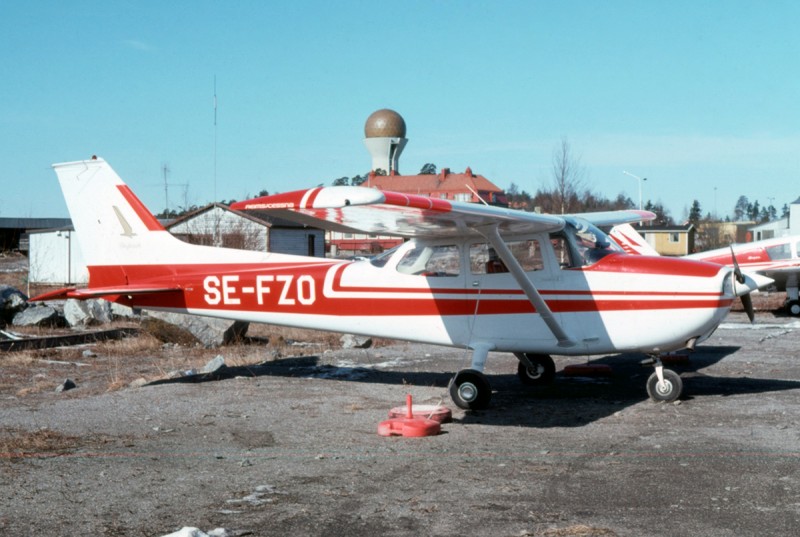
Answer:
[121,39,156,52]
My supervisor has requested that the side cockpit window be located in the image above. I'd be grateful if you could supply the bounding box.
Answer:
[550,234,576,268]
[470,240,543,274]
[397,244,461,277]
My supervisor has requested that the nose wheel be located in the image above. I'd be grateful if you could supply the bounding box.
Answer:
[646,365,683,403]
[449,369,492,410]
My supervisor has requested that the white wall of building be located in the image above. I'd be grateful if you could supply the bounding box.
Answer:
[168,206,268,251]
[748,200,800,241]
[28,230,88,285]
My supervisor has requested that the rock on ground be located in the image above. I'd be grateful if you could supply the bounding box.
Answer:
[12,304,61,327]
[145,310,249,347]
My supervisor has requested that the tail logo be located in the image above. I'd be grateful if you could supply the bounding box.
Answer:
[112,206,137,238]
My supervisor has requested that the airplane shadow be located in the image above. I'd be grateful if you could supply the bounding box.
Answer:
[146,344,800,428]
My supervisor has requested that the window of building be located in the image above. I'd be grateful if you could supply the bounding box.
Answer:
[669,233,680,243]
[453,193,472,202]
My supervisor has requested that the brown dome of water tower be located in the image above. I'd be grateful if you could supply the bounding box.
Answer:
[363,109,408,174]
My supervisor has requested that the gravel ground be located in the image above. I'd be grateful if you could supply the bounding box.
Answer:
[2,309,800,537]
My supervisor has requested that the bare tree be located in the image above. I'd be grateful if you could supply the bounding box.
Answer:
[551,137,585,214]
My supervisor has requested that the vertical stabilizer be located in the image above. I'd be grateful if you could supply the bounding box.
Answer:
[608,223,660,256]
[53,157,184,266]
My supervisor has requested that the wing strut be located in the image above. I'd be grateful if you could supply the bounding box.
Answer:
[479,225,576,348]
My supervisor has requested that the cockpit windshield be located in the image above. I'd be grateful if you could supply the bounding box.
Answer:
[563,217,623,266]
[369,244,403,268]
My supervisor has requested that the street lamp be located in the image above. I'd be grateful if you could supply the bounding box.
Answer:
[714,187,718,219]
[623,171,647,210]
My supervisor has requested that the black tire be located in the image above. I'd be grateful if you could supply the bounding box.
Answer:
[787,300,800,317]
[516,354,556,385]
[449,369,492,410]
[646,369,683,403]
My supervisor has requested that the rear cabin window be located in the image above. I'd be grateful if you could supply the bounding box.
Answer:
[470,240,543,274]
[397,244,461,276]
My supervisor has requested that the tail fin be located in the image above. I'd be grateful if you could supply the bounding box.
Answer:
[32,157,275,302]
[608,223,659,256]
[53,157,183,267]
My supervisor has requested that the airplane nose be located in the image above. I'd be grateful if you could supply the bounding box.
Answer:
[732,270,774,297]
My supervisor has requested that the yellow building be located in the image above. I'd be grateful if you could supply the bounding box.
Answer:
[633,224,696,256]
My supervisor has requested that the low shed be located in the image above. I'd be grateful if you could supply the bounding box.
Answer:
[27,228,89,285]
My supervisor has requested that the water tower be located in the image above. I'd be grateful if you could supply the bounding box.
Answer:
[363,109,407,174]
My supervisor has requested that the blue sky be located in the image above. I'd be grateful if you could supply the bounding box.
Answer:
[2,1,798,221]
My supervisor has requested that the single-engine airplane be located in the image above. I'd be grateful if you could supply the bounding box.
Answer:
[33,157,770,409]
[610,223,799,316]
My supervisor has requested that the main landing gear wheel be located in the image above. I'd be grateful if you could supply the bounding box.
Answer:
[787,300,800,316]
[515,353,556,386]
[646,369,683,403]
[449,369,492,410]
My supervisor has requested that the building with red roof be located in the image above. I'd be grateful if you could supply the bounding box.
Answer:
[329,109,508,256]
[366,166,507,206]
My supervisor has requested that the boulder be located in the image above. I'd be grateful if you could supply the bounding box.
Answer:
[64,298,113,327]
[12,305,61,327]
[200,355,227,374]
[145,311,249,347]
[0,285,28,325]
[340,334,373,349]
[110,302,138,319]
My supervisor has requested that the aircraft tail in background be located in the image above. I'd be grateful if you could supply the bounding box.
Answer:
[608,223,659,256]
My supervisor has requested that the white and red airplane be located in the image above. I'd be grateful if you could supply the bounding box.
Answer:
[33,157,769,409]
[610,223,799,316]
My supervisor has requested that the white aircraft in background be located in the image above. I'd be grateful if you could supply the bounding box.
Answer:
[610,223,798,316]
[33,158,767,409]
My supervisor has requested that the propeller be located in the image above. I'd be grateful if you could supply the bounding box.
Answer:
[730,246,755,323]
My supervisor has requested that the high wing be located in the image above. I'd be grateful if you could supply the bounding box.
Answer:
[231,186,656,238]
[233,186,656,350]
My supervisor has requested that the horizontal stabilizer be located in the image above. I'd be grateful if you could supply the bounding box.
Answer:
[31,285,182,302]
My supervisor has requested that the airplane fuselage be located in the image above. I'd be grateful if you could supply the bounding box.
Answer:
[104,234,735,356]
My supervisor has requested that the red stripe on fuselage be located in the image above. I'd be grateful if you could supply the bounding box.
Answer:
[584,254,722,277]
[87,261,729,317]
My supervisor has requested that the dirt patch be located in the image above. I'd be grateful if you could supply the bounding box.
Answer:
[0,427,81,460]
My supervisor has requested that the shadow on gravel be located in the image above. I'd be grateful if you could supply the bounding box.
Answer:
[144,343,800,428]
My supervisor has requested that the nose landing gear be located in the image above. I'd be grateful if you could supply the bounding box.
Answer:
[645,357,683,403]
